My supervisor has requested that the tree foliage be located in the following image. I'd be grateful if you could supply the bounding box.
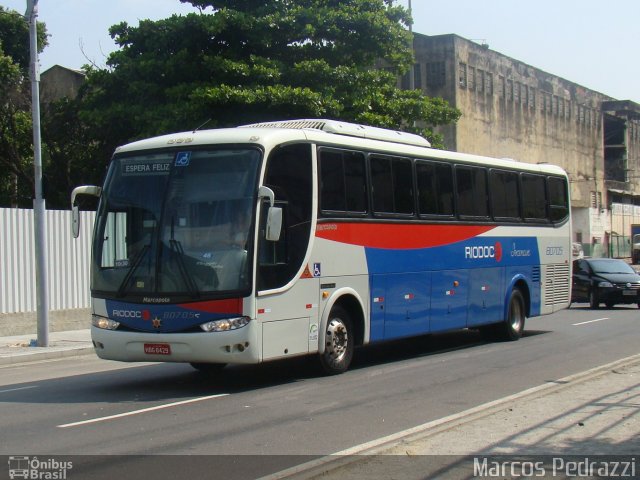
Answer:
[0,6,48,207]
[81,0,460,163]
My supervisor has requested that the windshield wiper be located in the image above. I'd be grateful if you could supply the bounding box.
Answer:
[117,244,150,298]
[169,239,200,299]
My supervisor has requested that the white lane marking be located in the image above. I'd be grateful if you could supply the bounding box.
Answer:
[573,317,610,326]
[0,386,37,394]
[57,393,229,428]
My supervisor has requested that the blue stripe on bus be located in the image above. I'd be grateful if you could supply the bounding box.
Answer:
[365,236,541,342]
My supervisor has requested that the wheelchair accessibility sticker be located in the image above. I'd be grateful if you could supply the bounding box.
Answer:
[175,151,191,167]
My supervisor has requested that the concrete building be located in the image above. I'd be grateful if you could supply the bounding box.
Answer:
[405,33,640,258]
[40,65,85,104]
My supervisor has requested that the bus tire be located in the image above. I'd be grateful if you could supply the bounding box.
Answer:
[190,362,226,374]
[495,288,526,341]
[318,305,354,375]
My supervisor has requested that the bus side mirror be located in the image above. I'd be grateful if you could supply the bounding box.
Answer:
[265,206,282,242]
[71,185,101,238]
[258,185,282,242]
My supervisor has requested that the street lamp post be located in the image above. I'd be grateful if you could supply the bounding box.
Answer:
[26,0,49,347]
[408,0,414,91]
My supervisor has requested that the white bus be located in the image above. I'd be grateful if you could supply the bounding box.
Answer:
[72,119,571,374]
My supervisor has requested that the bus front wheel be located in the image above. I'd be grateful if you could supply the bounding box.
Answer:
[318,305,354,375]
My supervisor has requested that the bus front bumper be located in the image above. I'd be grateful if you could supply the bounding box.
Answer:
[90,322,261,364]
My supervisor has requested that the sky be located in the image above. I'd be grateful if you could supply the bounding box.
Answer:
[2,0,638,102]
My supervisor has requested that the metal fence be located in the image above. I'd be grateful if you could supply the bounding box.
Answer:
[0,207,95,314]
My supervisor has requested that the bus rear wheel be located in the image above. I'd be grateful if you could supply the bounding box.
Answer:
[318,306,354,375]
[482,288,526,341]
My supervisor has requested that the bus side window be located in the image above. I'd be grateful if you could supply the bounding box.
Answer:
[548,176,569,223]
[258,144,312,291]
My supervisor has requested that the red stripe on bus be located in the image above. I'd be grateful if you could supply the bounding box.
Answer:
[315,223,495,249]
[178,298,243,314]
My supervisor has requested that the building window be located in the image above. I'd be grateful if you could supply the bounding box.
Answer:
[477,70,484,93]
[426,62,445,88]
[529,88,536,109]
[552,96,559,116]
[458,62,467,88]
[506,79,513,101]
[485,72,493,95]
[522,85,529,107]
[413,63,422,89]
[468,66,476,91]
[498,75,505,98]
[514,82,520,103]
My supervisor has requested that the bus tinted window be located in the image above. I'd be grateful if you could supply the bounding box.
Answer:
[490,169,521,220]
[456,165,489,218]
[522,174,547,221]
[320,149,367,213]
[416,160,454,217]
[548,176,569,223]
[371,155,414,215]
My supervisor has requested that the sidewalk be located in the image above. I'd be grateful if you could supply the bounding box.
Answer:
[0,329,94,365]
[266,355,640,480]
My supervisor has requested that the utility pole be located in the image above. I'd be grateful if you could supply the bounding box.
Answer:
[408,0,414,91]
[26,0,49,347]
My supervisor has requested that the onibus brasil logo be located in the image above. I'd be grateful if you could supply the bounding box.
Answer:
[8,456,72,479]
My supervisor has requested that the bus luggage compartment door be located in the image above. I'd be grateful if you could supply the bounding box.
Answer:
[370,272,431,341]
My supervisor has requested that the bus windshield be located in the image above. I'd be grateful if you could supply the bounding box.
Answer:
[92,147,261,301]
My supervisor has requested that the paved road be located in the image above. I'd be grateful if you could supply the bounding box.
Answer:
[0,304,638,478]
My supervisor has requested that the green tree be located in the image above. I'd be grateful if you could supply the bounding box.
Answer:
[0,6,48,207]
[81,0,460,168]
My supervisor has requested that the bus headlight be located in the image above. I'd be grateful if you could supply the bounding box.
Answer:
[92,315,120,330]
[200,316,250,332]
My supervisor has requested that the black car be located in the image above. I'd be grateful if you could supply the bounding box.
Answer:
[572,258,640,309]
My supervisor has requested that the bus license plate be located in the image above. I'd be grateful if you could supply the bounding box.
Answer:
[623,290,637,296]
[144,343,171,355]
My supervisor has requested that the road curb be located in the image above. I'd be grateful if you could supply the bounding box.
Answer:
[259,353,640,480]
[0,346,95,366]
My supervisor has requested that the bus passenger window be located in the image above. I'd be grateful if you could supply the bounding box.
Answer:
[371,155,414,215]
[456,165,489,218]
[521,174,547,221]
[319,149,367,214]
[490,169,521,220]
[417,161,454,217]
